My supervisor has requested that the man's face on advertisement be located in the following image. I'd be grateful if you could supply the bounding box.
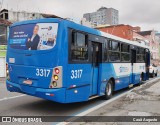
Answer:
[33,25,39,35]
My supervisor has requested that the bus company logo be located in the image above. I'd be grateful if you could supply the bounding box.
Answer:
[48,26,52,31]
[41,26,52,30]
[119,66,129,73]
[2,117,11,122]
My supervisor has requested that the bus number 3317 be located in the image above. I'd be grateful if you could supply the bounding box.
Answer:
[71,69,83,79]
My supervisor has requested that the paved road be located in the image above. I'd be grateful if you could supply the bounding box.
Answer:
[69,77,160,125]
[0,78,128,116]
[0,76,159,125]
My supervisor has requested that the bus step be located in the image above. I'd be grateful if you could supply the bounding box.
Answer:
[129,84,134,88]
[89,95,99,100]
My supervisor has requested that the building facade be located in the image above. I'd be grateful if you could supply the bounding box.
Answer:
[0,9,61,23]
[96,24,150,46]
[0,9,43,23]
[80,18,92,28]
[155,32,160,60]
[96,24,140,40]
[133,32,150,46]
[155,32,160,43]
[83,7,119,26]
[137,31,159,64]
[0,18,11,45]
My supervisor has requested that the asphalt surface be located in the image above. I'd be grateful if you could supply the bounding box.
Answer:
[0,76,159,125]
[69,77,160,125]
[0,78,129,116]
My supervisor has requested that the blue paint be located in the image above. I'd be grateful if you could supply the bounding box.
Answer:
[114,76,130,91]
[92,68,98,95]
[6,80,66,103]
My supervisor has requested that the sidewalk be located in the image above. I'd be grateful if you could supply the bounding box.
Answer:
[0,77,5,83]
[69,78,160,125]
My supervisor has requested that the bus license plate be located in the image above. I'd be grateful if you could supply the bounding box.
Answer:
[23,80,32,85]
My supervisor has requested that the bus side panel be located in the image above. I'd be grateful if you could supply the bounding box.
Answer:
[65,64,92,103]
[99,63,131,95]
[113,63,131,90]
[132,63,146,84]
[98,63,115,95]
[65,86,90,103]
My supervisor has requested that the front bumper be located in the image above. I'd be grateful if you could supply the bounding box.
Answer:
[6,80,66,103]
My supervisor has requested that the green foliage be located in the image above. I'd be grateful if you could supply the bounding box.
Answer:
[0,45,7,50]
[0,51,6,57]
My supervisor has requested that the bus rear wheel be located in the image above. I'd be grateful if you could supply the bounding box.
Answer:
[151,71,155,78]
[155,71,158,77]
[104,80,113,100]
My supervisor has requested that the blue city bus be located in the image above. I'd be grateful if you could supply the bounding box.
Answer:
[6,18,150,103]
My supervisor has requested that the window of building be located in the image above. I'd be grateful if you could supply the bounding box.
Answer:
[71,32,88,61]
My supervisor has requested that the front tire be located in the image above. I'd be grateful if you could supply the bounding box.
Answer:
[151,71,155,78]
[104,80,113,100]
[155,71,158,77]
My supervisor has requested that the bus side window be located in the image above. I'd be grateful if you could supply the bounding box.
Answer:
[71,32,88,61]
[108,40,120,62]
[137,47,145,63]
[112,40,120,51]
[121,43,130,62]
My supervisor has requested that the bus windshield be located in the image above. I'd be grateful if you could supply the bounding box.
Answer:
[9,23,58,50]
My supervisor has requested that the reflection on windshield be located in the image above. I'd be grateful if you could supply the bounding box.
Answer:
[9,23,58,50]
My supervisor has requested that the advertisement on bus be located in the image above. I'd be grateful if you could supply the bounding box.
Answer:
[9,23,58,50]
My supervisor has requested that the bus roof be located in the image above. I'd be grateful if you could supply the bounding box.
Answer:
[100,31,149,49]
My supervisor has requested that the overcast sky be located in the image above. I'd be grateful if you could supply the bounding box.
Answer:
[1,0,160,31]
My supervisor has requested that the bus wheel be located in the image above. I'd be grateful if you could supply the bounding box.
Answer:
[155,71,158,77]
[151,71,155,78]
[104,80,113,100]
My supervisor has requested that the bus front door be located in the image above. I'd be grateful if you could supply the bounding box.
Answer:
[91,42,102,96]
[131,49,136,84]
